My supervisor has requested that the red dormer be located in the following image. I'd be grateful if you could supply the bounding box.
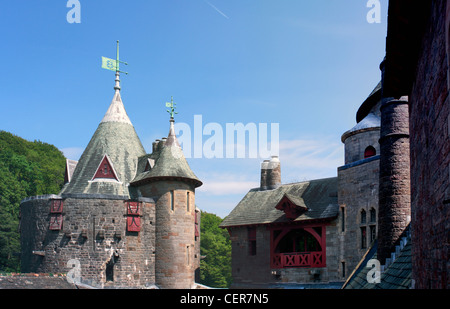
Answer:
[92,154,119,181]
[275,193,308,220]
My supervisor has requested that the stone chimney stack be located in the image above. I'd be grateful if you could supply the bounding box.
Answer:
[260,160,270,190]
[260,156,281,190]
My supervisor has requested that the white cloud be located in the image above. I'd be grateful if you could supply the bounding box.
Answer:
[278,138,344,182]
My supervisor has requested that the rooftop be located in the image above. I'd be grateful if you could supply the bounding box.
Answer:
[220,177,339,228]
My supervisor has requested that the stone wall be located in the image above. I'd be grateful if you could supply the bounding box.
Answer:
[137,180,199,289]
[343,130,380,165]
[228,222,341,288]
[409,0,450,289]
[338,156,379,279]
[20,195,156,288]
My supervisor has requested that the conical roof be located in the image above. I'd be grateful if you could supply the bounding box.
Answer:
[60,83,146,197]
[131,118,202,188]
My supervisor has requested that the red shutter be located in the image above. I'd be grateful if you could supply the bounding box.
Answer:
[49,214,63,230]
[126,201,141,232]
[49,200,63,230]
[127,216,141,232]
[127,202,141,215]
[50,200,63,213]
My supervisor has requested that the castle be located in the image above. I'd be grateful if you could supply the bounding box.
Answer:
[222,0,450,289]
[220,80,382,288]
[19,70,203,289]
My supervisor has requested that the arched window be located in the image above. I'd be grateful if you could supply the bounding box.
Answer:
[370,208,376,223]
[364,146,376,158]
[361,209,367,224]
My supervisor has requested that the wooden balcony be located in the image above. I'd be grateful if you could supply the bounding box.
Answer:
[271,251,325,268]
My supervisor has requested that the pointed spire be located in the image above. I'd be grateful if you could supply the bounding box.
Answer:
[165,117,180,147]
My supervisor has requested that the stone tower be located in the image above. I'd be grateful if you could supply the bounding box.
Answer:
[338,81,381,279]
[20,48,203,288]
[130,117,203,289]
[377,59,411,264]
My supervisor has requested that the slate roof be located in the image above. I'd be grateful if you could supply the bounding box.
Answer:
[220,177,339,228]
[343,226,412,289]
[0,274,78,289]
[131,119,202,188]
[60,90,146,197]
[356,81,382,123]
[341,112,381,142]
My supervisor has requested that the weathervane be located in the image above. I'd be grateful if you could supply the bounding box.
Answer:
[101,41,129,91]
[165,96,178,119]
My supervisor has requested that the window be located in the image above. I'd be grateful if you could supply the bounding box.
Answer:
[170,190,174,211]
[342,261,346,278]
[364,146,376,158]
[187,191,190,212]
[361,209,367,224]
[370,208,376,223]
[370,225,376,243]
[361,227,367,249]
[248,227,257,256]
[92,155,119,181]
[341,207,345,232]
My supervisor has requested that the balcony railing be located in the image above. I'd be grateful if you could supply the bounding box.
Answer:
[271,251,325,268]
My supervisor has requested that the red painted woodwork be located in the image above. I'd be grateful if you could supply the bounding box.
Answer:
[272,252,324,268]
[50,200,63,213]
[127,201,141,216]
[93,155,118,181]
[364,146,376,158]
[270,224,327,269]
[125,201,141,232]
[275,195,307,219]
[127,216,141,232]
[49,214,63,230]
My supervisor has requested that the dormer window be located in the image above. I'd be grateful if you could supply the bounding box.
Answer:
[275,193,308,220]
[364,146,376,158]
[92,154,119,182]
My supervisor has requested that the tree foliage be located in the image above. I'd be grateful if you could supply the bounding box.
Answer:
[199,211,232,288]
[0,131,66,272]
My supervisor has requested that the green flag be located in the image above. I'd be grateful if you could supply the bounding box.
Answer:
[102,56,118,71]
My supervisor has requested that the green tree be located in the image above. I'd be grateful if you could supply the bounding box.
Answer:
[199,211,232,288]
[0,131,66,272]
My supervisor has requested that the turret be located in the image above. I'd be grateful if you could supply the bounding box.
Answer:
[131,102,202,289]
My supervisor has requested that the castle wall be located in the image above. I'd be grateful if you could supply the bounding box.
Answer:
[137,180,199,289]
[20,195,156,288]
[409,0,450,288]
[228,222,340,288]
[343,130,380,165]
[338,156,380,279]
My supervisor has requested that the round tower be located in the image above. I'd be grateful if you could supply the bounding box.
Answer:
[131,116,202,289]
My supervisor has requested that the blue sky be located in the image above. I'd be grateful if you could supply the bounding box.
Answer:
[0,1,388,218]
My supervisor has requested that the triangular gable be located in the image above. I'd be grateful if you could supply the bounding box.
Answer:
[64,159,78,184]
[92,154,119,182]
[275,193,308,220]
[144,158,155,172]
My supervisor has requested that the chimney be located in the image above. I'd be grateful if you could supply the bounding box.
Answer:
[152,139,161,153]
[260,156,281,190]
[260,160,270,190]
